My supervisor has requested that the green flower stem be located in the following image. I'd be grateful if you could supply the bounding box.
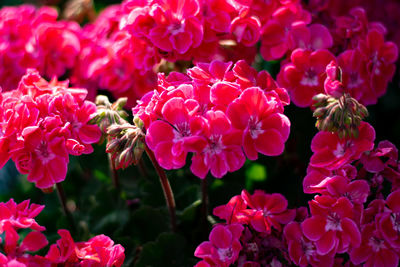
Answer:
[144,144,177,232]
[56,182,76,232]
[108,153,120,190]
[201,178,209,238]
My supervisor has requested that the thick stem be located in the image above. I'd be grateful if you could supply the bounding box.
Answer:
[144,145,177,232]
[56,183,76,232]
[108,153,120,190]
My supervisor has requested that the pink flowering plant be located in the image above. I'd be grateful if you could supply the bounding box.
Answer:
[0,0,400,266]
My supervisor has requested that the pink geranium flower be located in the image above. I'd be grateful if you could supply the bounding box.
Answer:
[0,69,101,189]
[284,221,335,267]
[189,110,245,178]
[378,189,400,249]
[145,96,200,169]
[194,224,244,267]
[241,190,295,233]
[350,223,399,267]
[277,48,335,107]
[226,87,290,160]
[301,195,361,255]
[309,122,375,170]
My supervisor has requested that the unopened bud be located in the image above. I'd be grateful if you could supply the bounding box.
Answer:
[133,116,144,129]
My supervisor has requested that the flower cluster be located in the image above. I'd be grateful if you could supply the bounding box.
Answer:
[133,60,290,178]
[277,4,398,107]
[0,5,81,91]
[0,199,125,266]
[0,69,101,189]
[195,119,400,266]
[195,189,296,266]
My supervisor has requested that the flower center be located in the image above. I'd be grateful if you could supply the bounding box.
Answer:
[325,212,342,231]
[249,117,264,139]
[217,247,233,262]
[300,69,319,86]
[368,236,386,252]
[301,238,315,258]
[391,212,400,233]
[348,72,363,88]
[35,141,55,164]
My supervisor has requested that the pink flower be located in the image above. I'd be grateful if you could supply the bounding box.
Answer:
[260,5,311,60]
[0,69,100,188]
[301,195,361,255]
[290,23,333,51]
[337,49,372,105]
[145,96,200,169]
[277,49,335,107]
[0,199,45,233]
[0,199,48,266]
[360,140,398,173]
[358,29,398,102]
[45,229,78,264]
[284,221,335,267]
[378,189,400,249]
[194,224,244,267]
[213,195,248,224]
[46,229,125,266]
[35,22,81,78]
[324,61,345,98]
[76,235,125,267]
[349,223,399,267]
[226,87,290,160]
[189,110,245,178]
[241,190,295,233]
[230,14,261,47]
[309,122,375,170]
[303,172,369,205]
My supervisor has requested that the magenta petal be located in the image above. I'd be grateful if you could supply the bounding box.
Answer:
[227,101,251,130]
[243,130,258,160]
[48,157,68,184]
[209,225,232,249]
[78,124,101,144]
[21,231,48,252]
[145,120,175,150]
[210,154,229,178]
[254,129,284,156]
[191,153,208,179]
[316,231,336,255]
[260,113,290,141]
[194,241,213,258]
[171,31,192,54]
[162,97,188,125]
[210,82,241,106]
[341,218,361,248]
[301,216,326,241]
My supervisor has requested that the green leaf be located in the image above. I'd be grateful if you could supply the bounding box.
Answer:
[245,163,267,190]
[134,232,189,267]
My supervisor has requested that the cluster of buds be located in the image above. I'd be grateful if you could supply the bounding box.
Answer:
[312,93,369,139]
[91,95,145,169]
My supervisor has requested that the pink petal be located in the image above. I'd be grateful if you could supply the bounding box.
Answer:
[316,231,336,255]
[254,129,285,156]
[209,225,232,249]
[301,216,326,241]
[145,120,174,150]
[21,231,48,252]
[210,82,241,106]
[162,97,188,126]
[78,125,101,144]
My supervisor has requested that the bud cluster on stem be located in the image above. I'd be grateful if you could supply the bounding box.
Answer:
[312,93,369,138]
[91,95,176,231]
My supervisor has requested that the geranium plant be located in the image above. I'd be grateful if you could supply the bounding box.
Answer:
[0,0,399,266]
